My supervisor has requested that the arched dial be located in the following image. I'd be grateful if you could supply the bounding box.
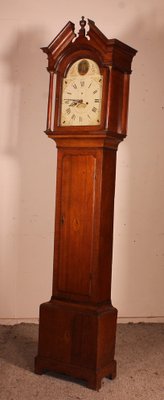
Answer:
[60,59,103,126]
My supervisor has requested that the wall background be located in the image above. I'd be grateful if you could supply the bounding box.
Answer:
[0,0,164,321]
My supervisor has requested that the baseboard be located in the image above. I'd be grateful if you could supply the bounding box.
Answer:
[118,316,164,323]
[0,316,164,325]
[0,318,39,325]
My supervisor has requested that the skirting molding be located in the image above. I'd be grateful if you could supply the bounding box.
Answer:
[0,317,163,325]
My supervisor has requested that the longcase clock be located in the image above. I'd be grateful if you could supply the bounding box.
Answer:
[35,17,137,390]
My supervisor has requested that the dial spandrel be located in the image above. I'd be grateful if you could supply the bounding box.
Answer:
[60,59,103,126]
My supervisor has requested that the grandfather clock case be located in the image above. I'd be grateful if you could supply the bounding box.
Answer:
[35,18,137,390]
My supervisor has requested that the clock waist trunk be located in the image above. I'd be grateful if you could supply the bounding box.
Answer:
[52,142,117,305]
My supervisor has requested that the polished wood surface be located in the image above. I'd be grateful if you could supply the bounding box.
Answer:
[57,153,96,296]
[35,17,137,390]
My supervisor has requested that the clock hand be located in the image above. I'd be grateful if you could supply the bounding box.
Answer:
[64,99,83,102]
[70,101,79,107]
[64,99,88,107]
[64,99,84,107]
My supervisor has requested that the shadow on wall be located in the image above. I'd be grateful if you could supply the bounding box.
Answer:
[113,7,164,317]
[0,27,55,318]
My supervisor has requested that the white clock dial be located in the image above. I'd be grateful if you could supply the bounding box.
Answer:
[60,59,103,126]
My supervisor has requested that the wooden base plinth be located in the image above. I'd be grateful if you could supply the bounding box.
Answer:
[35,300,117,390]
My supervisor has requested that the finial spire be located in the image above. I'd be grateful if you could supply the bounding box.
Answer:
[78,16,86,37]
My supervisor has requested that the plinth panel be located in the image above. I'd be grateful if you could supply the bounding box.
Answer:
[35,300,117,389]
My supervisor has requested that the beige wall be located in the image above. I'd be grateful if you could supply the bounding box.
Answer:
[0,0,164,320]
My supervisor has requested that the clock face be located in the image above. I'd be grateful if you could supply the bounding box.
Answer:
[60,59,103,126]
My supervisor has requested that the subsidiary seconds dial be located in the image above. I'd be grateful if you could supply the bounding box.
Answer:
[60,59,103,126]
